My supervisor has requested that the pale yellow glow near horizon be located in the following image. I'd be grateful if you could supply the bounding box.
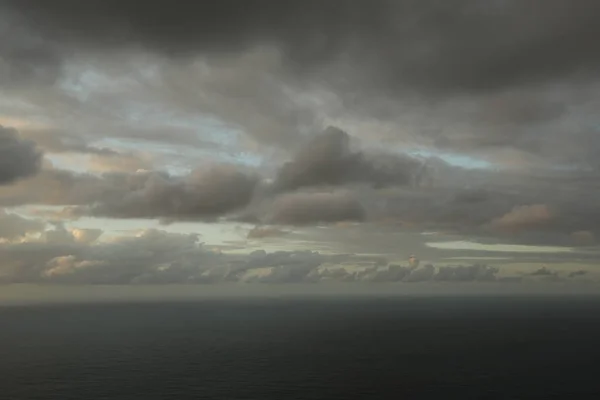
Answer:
[426,241,574,253]
[0,116,47,130]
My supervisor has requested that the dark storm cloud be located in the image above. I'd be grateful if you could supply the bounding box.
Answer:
[273,127,423,191]
[4,0,600,174]
[4,0,600,94]
[0,9,62,87]
[0,126,42,185]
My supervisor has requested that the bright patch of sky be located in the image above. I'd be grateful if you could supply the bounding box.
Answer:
[408,148,493,169]
[57,62,265,168]
[59,67,140,102]
[426,240,574,253]
[67,216,250,246]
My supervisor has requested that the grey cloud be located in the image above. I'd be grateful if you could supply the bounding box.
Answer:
[82,165,260,221]
[403,264,436,282]
[273,127,423,191]
[360,264,414,283]
[19,128,120,155]
[364,263,501,283]
[4,48,320,152]
[227,250,327,283]
[267,191,366,226]
[0,167,109,207]
[3,0,600,177]
[368,171,600,244]
[0,228,329,284]
[5,159,596,245]
[3,0,600,245]
[0,225,99,282]
[4,0,600,175]
[41,229,218,284]
[155,48,320,148]
[39,223,102,245]
[0,208,45,240]
[20,129,154,172]
[374,185,516,233]
[5,0,600,95]
[434,264,499,282]
[0,126,42,185]
[0,9,62,87]
[0,165,259,221]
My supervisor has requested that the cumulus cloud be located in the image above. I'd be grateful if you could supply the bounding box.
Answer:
[0,126,42,185]
[0,228,211,284]
[358,263,501,283]
[0,227,329,284]
[0,165,259,221]
[434,264,499,282]
[0,223,597,284]
[273,127,423,191]
[403,264,436,283]
[83,165,259,221]
[43,256,106,278]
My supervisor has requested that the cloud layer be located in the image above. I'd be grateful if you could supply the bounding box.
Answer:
[1,1,600,286]
[1,223,594,285]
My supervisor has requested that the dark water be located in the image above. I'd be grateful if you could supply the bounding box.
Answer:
[1,296,600,399]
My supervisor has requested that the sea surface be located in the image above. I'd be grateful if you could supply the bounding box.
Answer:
[1,295,600,399]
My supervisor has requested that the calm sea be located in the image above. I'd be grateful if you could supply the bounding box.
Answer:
[1,296,599,399]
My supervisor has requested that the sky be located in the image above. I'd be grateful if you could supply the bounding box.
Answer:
[1,0,600,286]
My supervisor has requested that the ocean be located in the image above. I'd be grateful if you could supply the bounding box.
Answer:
[1,294,600,399]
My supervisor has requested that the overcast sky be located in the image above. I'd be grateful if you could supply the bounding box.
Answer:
[1,0,600,286]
